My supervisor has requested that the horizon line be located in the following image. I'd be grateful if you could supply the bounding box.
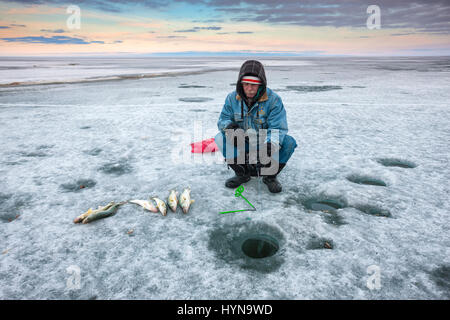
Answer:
[1,51,449,58]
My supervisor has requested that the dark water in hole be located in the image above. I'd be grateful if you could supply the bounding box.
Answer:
[179,97,213,103]
[241,235,279,259]
[178,85,207,88]
[311,202,338,211]
[60,179,97,192]
[303,198,347,226]
[98,159,133,176]
[355,205,391,217]
[286,85,342,92]
[306,237,334,250]
[84,148,102,156]
[0,193,29,223]
[347,175,387,186]
[305,198,346,212]
[377,158,417,168]
[429,265,450,297]
[322,213,347,227]
[19,150,49,158]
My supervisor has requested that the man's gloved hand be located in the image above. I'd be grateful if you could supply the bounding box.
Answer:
[225,122,244,149]
[225,122,240,130]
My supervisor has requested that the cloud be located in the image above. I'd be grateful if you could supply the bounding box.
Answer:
[174,29,198,32]
[194,26,222,30]
[10,24,26,27]
[145,49,328,56]
[3,0,449,34]
[40,29,65,33]
[0,35,104,44]
[175,26,222,32]
[156,35,187,38]
[2,0,168,13]
[216,31,253,34]
[390,33,416,36]
[191,19,225,23]
[0,26,11,29]
[209,0,450,34]
[404,48,448,52]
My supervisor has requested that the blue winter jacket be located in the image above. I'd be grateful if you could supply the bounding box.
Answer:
[217,87,288,147]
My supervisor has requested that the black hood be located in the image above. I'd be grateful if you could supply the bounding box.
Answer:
[236,60,267,108]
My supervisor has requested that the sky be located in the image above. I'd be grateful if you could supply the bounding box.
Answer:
[0,0,449,56]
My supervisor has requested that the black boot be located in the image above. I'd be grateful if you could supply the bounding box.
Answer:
[225,164,251,188]
[262,163,286,193]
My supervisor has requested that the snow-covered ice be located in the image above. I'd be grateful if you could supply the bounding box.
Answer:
[0,56,449,299]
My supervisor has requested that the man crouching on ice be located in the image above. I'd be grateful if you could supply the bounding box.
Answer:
[214,60,297,193]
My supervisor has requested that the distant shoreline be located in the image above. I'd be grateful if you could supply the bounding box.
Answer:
[0,67,239,88]
[0,56,448,87]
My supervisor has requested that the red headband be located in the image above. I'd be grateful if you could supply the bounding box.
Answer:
[241,76,262,84]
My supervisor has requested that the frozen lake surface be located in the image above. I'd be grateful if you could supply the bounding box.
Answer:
[0,56,449,299]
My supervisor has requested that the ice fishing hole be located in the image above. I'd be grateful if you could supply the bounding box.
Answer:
[178,97,213,103]
[19,150,48,158]
[355,205,391,217]
[84,148,102,156]
[304,197,347,226]
[207,222,285,273]
[306,237,334,250]
[304,198,346,212]
[286,85,342,92]
[429,265,450,294]
[323,213,347,227]
[178,85,207,88]
[60,179,97,192]
[37,144,54,150]
[377,158,417,168]
[347,175,387,187]
[0,193,28,223]
[98,159,133,176]
[241,235,279,259]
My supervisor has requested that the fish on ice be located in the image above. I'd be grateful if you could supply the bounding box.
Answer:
[74,201,114,223]
[179,187,195,214]
[167,190,178,212]
[74,201,125,224]
[152,197,167,216]
[128,199,158,213]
